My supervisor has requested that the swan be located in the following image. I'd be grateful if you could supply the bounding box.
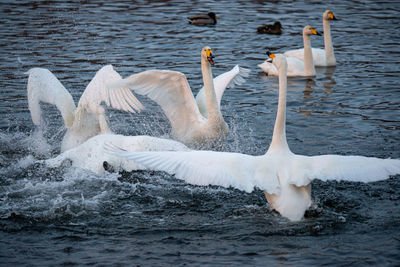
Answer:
[110,46,249,148]
[284,10,337,66]
[26,65,144,152]
[188,12,217,25]
[257,21,283,35]
[259,26,321,77]
[44,134,189,175]
[106,54,400,222]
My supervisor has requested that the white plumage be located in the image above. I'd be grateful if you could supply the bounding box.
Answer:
[26,66,144,152]
[45,134,189,175]
[284,10,337,66]
[106,54,400,222]
[110,47,249,148]
[259,25,320,77]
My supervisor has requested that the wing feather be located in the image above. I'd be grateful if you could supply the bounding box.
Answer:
[105,144,280,194]
[78,65,144,115]
[112,70,203,132]
[26,68,76,128]
[289,154,400,186]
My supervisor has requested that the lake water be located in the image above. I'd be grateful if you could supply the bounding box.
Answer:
[0,0,399,265]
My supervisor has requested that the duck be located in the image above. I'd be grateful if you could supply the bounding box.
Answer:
[257,21,283,34]
[109,46,249,148]
[26,65,144,152]
[188,12,217,25]
[106,54,400,222]
[284,10,337,66]
[259,26,321,77]
[44,133,189,175]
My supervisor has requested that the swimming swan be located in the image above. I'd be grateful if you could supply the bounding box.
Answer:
[26,66,144,152]
[259,26,321,77]
[284,10,337,66]
[106,54,400,222]
[44,134,189,175]
[110,46,249,148]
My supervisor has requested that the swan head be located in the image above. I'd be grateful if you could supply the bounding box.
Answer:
[303,25,321,36]
[323,10,337,21]
[201,46,215,66]
[266,53,287,71]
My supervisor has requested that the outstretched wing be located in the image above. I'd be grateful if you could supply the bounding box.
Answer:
[77,65,144,115]
[289,154,400,186]
[105,144,280,194]
[195,65,250,117]
[26,68,76,128]
[110,70,204,133]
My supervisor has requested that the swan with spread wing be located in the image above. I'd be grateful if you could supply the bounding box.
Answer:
[106,54,400,221]
[110,46,249,148]
[26,65,144,152]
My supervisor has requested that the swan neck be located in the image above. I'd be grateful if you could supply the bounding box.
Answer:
[303,33,315,76]
[268,62,289,151]
[201,58,220,121]
[323,18,335,64]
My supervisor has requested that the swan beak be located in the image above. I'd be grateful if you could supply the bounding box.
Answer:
[311,28,321,36]
[329,12,338,20]
[266,52,275,63]
[206,49,215,66]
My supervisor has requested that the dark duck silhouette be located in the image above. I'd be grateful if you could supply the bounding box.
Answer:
[257,21,283,34]
[188,12,217,25]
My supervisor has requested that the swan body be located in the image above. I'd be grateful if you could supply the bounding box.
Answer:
[45,134,189,175]
[257,21,283,34]
[111,47,235,148]
[259,26,320,77]
[107,54,400,221]
[188,12,217,25]
[26,66,144,152]
[284,10,337,66]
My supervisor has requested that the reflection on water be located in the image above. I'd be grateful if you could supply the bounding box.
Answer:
[0,0,399,266]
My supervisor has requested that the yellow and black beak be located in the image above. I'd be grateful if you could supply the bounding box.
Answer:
[329,12,338,20]
[311,27,322,36]
[206,49,215,66]
[266,51,275,63]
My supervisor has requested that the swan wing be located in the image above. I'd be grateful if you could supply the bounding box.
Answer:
[105,144,280,194]
[77,65,144,115]
[289,154,400,186]
[112,70,203,131]
[26,68,76,128]
[195,65,250,117]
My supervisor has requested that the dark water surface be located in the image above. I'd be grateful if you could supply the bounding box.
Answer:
[1,0,400,266]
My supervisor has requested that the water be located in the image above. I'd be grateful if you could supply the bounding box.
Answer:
[1,0,400,265]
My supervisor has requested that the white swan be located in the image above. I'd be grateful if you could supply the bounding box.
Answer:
[110,46,248,148]
[259,26,321,77]
[284,10,337,66]
[106,54,400,222]
[26,66,144,152]
[44,134,189,175]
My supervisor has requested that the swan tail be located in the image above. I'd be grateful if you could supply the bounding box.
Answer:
[258,61,277,75]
